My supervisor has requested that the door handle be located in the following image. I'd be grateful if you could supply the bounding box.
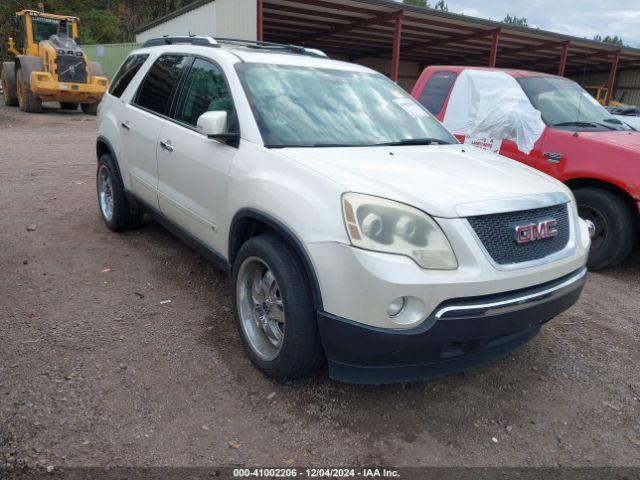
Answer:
[121,121,131,130]
[160,140,174,152]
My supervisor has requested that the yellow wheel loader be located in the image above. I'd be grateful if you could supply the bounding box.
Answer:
[1,10,108,114]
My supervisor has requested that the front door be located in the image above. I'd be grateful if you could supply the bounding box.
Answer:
[156,58,239,253]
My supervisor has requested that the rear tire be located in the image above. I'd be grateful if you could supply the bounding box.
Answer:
[16,69,42,113]
[60,102,78,110]
[575,187,636,270]
[1,64,18,106]
[231,235,324,379]
[81,102,98,115]
[96,154,143,232]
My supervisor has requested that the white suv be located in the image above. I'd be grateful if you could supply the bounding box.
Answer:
[96,37,590,384]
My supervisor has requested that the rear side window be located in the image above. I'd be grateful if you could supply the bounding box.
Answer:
[418,71,457,115]
[173,58,237,130]
[109,54,149,98]
[135,55,190,116]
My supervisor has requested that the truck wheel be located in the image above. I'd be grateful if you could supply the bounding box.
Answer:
[60,102,78,110]
[16,69,42,113]
[232,235,324,379]
[575,187,637,270]
[1,64,18,106]
[96,154,143,232]
[81,102,98,115]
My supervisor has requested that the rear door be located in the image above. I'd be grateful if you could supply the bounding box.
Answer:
[156,57,239,252]
[120,54,190,209]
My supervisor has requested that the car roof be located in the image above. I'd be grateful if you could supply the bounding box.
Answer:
[425,65,562,79]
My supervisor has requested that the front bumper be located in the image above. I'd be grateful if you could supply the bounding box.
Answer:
[29,72,108,103]
[318,267,586,384]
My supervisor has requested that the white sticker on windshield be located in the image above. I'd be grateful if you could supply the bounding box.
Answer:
[464,136,502,153]
[393,98,429,118]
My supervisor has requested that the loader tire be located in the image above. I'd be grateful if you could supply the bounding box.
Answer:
[1,64,18,107]
[16,69,42,113]
[81,102,98,115]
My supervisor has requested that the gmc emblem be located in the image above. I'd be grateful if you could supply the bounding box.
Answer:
[514,219,558,244]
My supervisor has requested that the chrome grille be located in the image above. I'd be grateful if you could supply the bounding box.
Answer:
[467,204,570,265]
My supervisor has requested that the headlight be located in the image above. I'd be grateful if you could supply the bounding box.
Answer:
[342,193,458,270]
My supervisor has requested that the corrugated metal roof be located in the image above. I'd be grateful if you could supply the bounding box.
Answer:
[135,0,640,75]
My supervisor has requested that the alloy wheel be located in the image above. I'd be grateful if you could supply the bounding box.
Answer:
[98,165,115,222]
[236,256,286,361]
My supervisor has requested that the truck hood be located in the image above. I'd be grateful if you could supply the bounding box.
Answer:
[277,144,565,218]
[576,129,640,151]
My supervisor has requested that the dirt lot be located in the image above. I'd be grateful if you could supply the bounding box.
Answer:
[1,103,639,470]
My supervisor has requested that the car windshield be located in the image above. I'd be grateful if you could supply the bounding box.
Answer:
[235,63,457,147]
[517,76,632,131]
[32,16,71,42]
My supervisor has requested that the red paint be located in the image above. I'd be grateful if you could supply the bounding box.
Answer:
[391,11,403,82]
[411,65,640,209]
[558,42,570,76]
[489,29,500,67]
[257,0,264,42]
[605,52,620,105]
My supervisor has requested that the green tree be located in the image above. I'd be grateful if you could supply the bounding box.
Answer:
[502,14,528,26]
[594,34,624,46]
[433,0,448,11]
[403,0,429,7]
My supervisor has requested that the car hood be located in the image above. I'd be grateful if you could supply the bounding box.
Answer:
[575,129,640,151]
[276,144,565,218]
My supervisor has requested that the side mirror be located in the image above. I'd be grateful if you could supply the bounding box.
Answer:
[74,36,82,44]
[197,111,239,147]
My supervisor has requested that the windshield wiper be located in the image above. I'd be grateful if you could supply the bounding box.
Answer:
[373,137,453,146]
[552,121,616,130]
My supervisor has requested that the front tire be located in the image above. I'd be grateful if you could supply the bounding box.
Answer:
[575,187,636,270]
[231,235,324,379]
[16,69,42,113]
[96,154,142,232]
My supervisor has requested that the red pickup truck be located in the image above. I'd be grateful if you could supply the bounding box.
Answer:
[412,66,640,269]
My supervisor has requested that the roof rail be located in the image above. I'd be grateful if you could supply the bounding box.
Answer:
[141,36,219,48]
[141,35,327,58]
[215,38,328,58]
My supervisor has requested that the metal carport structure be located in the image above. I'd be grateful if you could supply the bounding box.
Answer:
[258,0,640,103]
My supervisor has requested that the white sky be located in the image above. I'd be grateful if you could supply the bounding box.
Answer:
[397,0,640,48]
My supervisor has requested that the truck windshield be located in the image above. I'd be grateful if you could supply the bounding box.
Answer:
[32,16,70,42]
[236,63,457,148]
[517,77,632,131]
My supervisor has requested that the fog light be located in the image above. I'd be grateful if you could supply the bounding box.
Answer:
[386,297,406,318]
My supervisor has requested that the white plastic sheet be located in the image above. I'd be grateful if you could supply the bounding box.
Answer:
[442,69,545,154]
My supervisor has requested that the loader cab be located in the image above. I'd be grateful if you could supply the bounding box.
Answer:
[14,10,79,56]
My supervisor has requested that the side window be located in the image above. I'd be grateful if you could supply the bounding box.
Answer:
[418,71,457,115]
[109,54,149,98]
[15,16,25,51]
[173,58,237,131]
[135,55,189,116]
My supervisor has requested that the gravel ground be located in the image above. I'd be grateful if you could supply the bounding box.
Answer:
[1,104,639,470]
